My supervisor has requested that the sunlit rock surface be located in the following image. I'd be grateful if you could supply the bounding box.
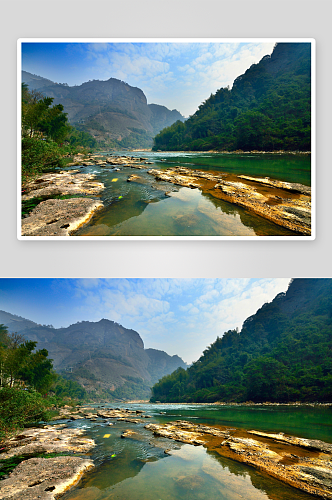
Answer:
[144,420,332,499]
[147,166,311,235]
[0,456,93,500]
[21,197,103,236]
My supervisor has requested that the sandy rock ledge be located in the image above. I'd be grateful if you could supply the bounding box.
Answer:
[0,425,95,499]
[21,170,105,236]
[144,420,332,499]
[22,171,104,201]
[0,456,93,500]
[148,167,311,235]
[21,198,103,236]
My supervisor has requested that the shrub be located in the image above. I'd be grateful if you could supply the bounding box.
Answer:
[0,388,50,443]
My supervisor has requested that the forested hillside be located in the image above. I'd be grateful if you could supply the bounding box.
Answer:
[153,43,311,152]
[151,278,332,403]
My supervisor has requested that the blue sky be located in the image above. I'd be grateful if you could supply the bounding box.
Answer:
[21,41,275,117]
[0,278,289,363]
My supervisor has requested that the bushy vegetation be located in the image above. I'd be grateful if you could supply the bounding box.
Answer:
[151,279,332,404]
[0,388,51,442]
[50,375,89,401]
[0,325,88,442]
[153,43,311,152]
[21,83,97,182]
[111,377,151,400]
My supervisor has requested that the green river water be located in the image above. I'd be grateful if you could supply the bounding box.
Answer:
[71,152,311,237]
[60,403,329,500]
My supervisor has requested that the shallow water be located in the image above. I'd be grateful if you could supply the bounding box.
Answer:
[72,152,310,237]
[61,403,327,500]
[148,151,311,186]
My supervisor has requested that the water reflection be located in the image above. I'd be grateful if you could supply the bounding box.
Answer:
[59,403,330,500]
[72,152,308,236]
[62,437,316,500]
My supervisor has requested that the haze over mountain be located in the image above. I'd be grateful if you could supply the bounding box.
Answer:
[22,70,184,149]
[0,311,186,400]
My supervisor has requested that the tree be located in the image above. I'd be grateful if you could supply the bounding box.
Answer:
[22,90,69,143]
[0,326,55,393]
[152,43,311,152]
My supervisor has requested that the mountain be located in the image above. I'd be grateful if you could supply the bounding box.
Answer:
[151,278,332,403]
[153,42,311,152]
[0,313,186,400]
[0,310,40,332]
[22,71,184,149]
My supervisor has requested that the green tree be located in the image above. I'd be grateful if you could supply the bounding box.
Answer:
[0,388,50,443]
[0,326,55,393]
[152,43,311,152]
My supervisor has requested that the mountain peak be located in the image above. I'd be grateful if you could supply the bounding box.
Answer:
[0,311,186,400]
[22,70,184,149]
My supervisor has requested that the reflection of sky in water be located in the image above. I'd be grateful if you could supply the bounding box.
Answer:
[72,152,310,236]
[62,404,320,500]
[75,153,304,236]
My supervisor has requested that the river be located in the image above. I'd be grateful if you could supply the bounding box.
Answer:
[60,402,329,500]
[70,152,311,237]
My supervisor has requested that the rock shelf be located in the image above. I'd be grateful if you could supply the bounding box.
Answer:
[148,166,311,235]
[0,456,93,500]
[1,425,95,459]
[238,175,311,195]
[144,420,332,499]
[248,430,332,453]
[0,425,95,500]
[54,406,151,423]
[66,154,147,169]
[22,171,104,201]
[21,198,103,236]
[21,170,105,236]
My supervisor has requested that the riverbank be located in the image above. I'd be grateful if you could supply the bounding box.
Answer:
[152,149,311,155]
[143,420,332,498]
[2,404,331,498]
[21,170,104,236]
[0,424,95,499]
[147,166,311,235]
[21,153,311,237]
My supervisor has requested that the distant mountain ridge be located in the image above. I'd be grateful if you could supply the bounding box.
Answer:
[22,71,184,149]
[0,311,186,400]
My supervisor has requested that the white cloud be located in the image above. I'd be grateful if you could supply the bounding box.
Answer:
[77,41,276,116]
[65,278,290,363]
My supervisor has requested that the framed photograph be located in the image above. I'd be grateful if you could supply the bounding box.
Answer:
[18,38,315,240]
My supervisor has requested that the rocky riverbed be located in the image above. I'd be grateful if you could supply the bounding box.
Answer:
[0,405,155,499]
[0,424,95,500]
[20,153,152,237]
[21,154,311,236]
[141,420,332,499]
[147,167,311,235]
[21,170,104,236]
[2,404,330,499]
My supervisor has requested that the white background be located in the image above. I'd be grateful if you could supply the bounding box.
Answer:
[1,0,330,279]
